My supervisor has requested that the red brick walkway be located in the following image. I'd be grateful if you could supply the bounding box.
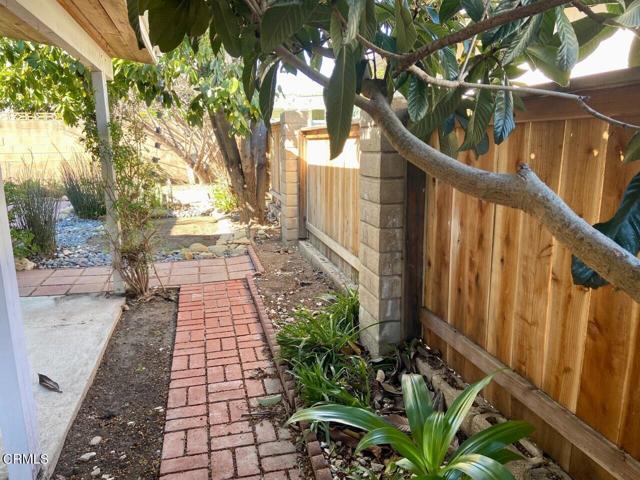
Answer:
[161,279,301,480]
[16,256,254,297]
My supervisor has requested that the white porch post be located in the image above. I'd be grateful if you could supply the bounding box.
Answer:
[91,70,124,293]
[0,170,40,479]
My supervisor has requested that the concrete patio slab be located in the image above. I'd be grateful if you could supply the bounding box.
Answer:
[0,293,125,479]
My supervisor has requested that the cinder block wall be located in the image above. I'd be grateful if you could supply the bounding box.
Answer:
[276,110,407,356]
[357,113,406,356]
[278,111,309,244]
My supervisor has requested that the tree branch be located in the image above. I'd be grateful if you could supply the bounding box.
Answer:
[407,65,640,130]
[358,83,640,302]
[397,0,569,68]
[275,44,640,301]
[571,0,640,38]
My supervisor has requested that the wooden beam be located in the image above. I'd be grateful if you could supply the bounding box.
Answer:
[91,71,123,293]
[421,308,640,480]
[306,222,361,272]
[0,170,40,480]
[2,0,113,78]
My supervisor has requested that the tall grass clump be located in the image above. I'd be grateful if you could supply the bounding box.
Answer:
[60,156,105,219]
[276,290,371,407]
[11,178,59,257]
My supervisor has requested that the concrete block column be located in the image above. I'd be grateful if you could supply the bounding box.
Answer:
[358,113,406,356]
[278,111,310,243]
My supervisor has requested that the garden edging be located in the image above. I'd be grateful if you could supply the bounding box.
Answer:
[245,271,333,480]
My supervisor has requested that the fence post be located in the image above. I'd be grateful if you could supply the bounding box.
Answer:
[278,111,309,244]
[357,112,406,356]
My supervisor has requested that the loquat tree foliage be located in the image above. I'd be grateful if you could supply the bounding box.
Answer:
[129,0,640,300]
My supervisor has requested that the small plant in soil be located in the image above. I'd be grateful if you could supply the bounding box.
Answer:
[290,373,533,480]
[60,155,106,219]
[3,181,39,259]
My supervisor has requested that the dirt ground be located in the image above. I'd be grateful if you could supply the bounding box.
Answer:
[88,215,237,253]
[53,292,177,480]
[251,226,335,327]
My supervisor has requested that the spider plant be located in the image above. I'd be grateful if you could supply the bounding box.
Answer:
[289,373,533,479]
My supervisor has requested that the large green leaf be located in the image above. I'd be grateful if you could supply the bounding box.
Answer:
[422,411,449,471]
[211,1,242,57]
[261,0,313,52]
[360,0,378,41]
[451,421,533,461]
[462,0,485,22]
[555,8,579,71]
[357,427,427,473]
[288,404,392,431]
[402,374,434,451]
[526,45,570,86]
[407,75,429,123]
[346,0,365,45]
[572,171,640,288]
[325,46,357,159]
[616,0,640,27]
[502,14,542,65]
[442,374,495,451]
[259,61,278,124]
[394,0,417,52]
[444,454,516,480]
[493,88,515,145]
[460,89,495,152]
[410,88,463,141]
[148,0,192,52]
[571,15,616,62]
[440,0,461,22]
[330,11,344,55]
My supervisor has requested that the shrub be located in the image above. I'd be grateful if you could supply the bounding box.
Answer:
[212,179,238,213]
[84,109,161,297]
[10,178,59,257]
[60,156,106,219]
[290,374,534,480]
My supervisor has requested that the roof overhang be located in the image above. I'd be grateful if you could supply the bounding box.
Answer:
[0,0,156,80]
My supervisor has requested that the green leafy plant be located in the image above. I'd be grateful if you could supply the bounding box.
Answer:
[60,156,106,219]
[211,180,238,213]
[4,181,39,259]
[277,290,370,407]
[289,373,533,480]
[85,105,162,297]
[9,177,59,257]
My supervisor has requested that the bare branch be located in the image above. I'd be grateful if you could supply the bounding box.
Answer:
[407,65,640,130]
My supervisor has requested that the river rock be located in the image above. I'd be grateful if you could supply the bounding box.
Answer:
[79,452,96,462]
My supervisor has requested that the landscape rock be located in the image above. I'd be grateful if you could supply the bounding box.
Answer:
[90,467,101,477]
[182,249,194,260]
[89,436,102,446]
[208,245,228,256]
[189,242,209,252]
[79,452,96,462]
[15,257,36,271]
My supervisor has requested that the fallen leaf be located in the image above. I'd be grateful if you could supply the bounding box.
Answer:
[38,373,62,393]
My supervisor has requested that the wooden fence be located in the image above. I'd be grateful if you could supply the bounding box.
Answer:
[299,125,360,281]
[271,69,640,480]
[421,71,640,480]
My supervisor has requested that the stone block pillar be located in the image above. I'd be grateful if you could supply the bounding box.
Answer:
[357,113,406,356]
[279,111,309,243]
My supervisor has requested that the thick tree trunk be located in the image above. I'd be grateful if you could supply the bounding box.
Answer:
[208,109,268,223]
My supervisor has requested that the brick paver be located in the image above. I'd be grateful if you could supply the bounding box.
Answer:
[16,256,255,297]
[161,280,300,480]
